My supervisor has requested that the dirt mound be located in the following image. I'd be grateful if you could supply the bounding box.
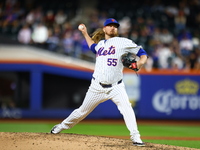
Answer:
[0,132,198,150]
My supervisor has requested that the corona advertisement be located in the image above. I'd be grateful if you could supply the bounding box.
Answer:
[139,76,200,119]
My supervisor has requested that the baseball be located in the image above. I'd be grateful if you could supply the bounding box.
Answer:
[78,24,84,30]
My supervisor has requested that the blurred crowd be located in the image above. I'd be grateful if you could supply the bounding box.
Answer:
[0,0,200,71]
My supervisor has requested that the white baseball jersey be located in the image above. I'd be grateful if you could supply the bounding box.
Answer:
[93,37,141,84]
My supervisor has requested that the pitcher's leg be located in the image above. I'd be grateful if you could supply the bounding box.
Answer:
[61,99,98,129]
[111,85,143,143]
[51,89,104,133]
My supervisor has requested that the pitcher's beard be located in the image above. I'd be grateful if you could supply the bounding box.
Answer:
[109,33,118,37]
[110,34,118,37]
[106,31,119,37]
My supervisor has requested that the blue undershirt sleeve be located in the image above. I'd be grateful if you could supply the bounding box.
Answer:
[137,48,147,57]
[90,43,97,54]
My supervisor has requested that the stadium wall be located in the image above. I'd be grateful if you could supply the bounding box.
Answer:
[0,46,200,119]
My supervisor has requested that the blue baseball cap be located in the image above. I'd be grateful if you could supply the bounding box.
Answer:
[104,18,120,27]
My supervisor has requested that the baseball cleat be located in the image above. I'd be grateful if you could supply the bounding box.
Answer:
[133,142,145,146]
[50,124,63,134]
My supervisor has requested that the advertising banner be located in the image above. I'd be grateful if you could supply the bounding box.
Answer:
[139,75,200,119]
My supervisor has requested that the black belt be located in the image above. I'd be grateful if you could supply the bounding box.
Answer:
[92,77,122,88]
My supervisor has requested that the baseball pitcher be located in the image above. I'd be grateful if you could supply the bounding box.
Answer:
[51,18,148,146]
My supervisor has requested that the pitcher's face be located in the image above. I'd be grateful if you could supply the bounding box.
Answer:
[103,24,119,38]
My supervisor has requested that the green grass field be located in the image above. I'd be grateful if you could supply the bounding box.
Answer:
[0,120,200,149]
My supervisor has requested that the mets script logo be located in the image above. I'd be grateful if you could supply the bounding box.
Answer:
[97,46,116,56]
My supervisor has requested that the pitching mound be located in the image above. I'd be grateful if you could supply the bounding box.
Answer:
[0,132,198,150]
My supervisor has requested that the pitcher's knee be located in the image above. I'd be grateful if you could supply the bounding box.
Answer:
[74,108,89,118]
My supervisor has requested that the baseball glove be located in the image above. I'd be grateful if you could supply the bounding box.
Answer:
[121,52,139,71]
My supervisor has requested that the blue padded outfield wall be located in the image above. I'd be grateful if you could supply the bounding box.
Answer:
[0,62,200,120]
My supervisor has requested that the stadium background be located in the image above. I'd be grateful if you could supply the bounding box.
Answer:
[0,0,200,120]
